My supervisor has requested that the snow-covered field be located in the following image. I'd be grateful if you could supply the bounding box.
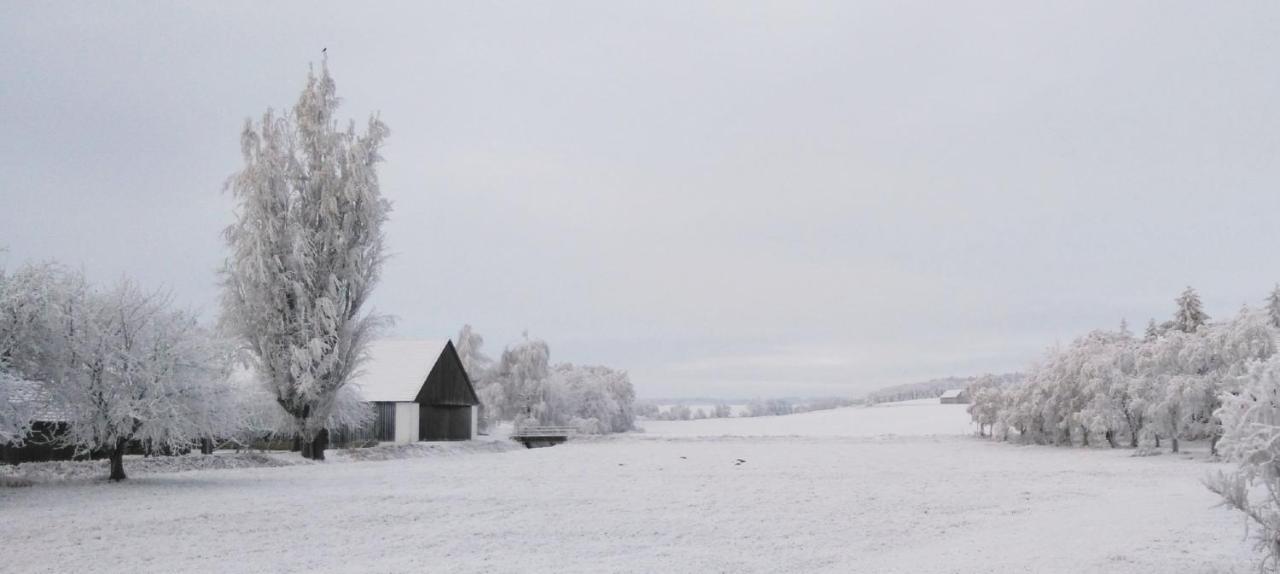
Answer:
[643,398,973,437]
[0,400,1255,573]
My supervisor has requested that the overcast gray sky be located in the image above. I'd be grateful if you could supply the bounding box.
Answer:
[3,2,1280,398]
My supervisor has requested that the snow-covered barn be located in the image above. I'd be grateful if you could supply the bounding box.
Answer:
[0,379,76,464]
[352,339,481,442]
[939,389,969,404]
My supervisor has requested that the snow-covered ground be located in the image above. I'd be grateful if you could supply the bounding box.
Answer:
[0,400,1255,573]
[642,398,972,437]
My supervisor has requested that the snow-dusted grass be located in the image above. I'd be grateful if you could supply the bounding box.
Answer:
[0,401,1255,573]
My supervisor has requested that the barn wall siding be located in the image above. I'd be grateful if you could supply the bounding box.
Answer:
[419,405,472,441]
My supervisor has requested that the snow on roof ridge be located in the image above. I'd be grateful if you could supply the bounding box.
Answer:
[349,338,452,403]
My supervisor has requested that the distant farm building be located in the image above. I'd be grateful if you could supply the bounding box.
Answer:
[352,339,481,442]
[939,389,969,404]
[0,379,76,464]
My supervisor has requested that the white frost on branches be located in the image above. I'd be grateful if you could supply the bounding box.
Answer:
[967,289,1275,453]
[457,327,636,434]
[0,263,239,480]
[220,58,391,458]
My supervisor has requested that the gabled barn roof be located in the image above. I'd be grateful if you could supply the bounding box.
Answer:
[940,389,965,399]
[351,339,479,406]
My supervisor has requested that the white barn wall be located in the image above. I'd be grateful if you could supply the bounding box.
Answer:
[470,405,478,438]
[394,402,419,443]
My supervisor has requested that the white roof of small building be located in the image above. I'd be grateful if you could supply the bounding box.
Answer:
[3,376,68,422]
[940,389,965,399]
[349,339,451,403]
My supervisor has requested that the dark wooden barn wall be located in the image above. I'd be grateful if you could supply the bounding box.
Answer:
[371,402,396,441]
[331,402,397,446]
[419,405,471,441]
[415,342,480,407]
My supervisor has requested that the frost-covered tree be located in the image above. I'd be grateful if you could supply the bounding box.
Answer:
[1209,357,1280,571]
[0,370,32,445]
[492,334,552,426]
[1144,318,1160,342]
[966,374,1003,437]
[0,264,44,444]
[545,363,636,433]
[712,403,732,418]
[1173,286,1209,333]
[464,329,636,434]
[221,58,391,461]
[1,266,237,480]
[455,325,498,431]
[1268,284,1280,329]
[455,325,492,379]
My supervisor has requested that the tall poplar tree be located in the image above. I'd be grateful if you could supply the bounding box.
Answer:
[221,58,391,460]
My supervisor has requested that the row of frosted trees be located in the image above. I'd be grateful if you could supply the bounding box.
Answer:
[967,287,1280,453]
[967,287,1276,453]
[966,286,1280,568]
[0,264,241,480]
[454,326,637,435]
[0,262,374,480]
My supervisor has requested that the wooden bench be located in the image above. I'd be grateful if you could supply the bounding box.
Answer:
[510,426,577,448]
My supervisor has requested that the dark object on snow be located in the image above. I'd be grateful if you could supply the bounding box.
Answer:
[679,456,687,459]
[510,426,576,448]
[734,458,747,465]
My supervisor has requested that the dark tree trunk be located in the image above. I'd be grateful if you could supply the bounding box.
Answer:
[1154,434,1161,448]
[313,428,328,461]
[1080,426,1089,447]
[301,439,313,459]
[1129,428,1139,448]
[200,438,214,455]
[1210,431,1221,457]
[1171,436,1180,453]
[1105,430,1117,448]
[292,435,302,452]
[109,438,128,481]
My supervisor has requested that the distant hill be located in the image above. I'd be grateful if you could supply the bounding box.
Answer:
[863,373,1023,405]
